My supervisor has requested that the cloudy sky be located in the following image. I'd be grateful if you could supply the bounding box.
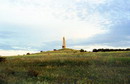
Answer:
[0,0,130,56]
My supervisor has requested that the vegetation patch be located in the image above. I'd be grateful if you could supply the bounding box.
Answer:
[0,57,6,62]
[0,51,130,84]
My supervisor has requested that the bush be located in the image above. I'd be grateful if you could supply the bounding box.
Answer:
[26,53,30,55]
[53,49,57,51]
[80,49,85,52]
[93,48,130,52]
[40,51,43,53]
[0,57,6,62]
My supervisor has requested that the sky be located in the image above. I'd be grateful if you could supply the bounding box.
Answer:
[0,0,130,56]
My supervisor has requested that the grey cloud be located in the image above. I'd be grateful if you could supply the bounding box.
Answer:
[76,20,130,48]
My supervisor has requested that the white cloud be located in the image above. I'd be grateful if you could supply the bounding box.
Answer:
[88,0,107,4]
[0,0,129,53]
[0,50,37,56]
[76,0,107,4]
[0,0,113,52]
[72,44,127,51]
[0,0,109,40]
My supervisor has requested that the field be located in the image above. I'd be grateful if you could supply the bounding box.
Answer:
[0,49,130,84]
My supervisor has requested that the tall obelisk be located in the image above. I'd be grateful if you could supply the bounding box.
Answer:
[62,37,66,49]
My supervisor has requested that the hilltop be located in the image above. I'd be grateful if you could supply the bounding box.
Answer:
[0,50,130,84]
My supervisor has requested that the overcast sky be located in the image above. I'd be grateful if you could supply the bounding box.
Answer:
[0,0,130,56]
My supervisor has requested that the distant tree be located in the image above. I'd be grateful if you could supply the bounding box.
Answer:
[53,49,57,51]
[126,48,130,51]
[26,53,30,55]
[84,50,87,52]
[93,49,98,52]
[80,49,85,52]
[40,51,43,53]
[93,48,130,52]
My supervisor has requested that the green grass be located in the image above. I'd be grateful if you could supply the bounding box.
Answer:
[0,50,130,84]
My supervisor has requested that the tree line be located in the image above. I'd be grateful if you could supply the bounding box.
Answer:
[93,48,130,52]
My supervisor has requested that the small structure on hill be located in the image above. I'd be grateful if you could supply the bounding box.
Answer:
[53,49,57,51]
[62,37,66,49]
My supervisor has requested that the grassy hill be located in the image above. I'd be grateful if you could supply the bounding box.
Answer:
[0,50,130,84]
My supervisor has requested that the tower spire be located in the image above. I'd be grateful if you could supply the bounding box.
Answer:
[62,37,66,49]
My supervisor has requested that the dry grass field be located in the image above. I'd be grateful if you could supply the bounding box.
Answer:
[0,49,130,84]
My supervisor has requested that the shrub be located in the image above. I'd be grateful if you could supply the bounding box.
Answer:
[0,57,6,62]
[40,51,43,53]
[93,48,130,52]
[80,49,85,52]
[26,53,30,55]
[53,49,57,51]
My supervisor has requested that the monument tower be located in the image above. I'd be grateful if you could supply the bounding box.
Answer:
[62,37,66,49]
